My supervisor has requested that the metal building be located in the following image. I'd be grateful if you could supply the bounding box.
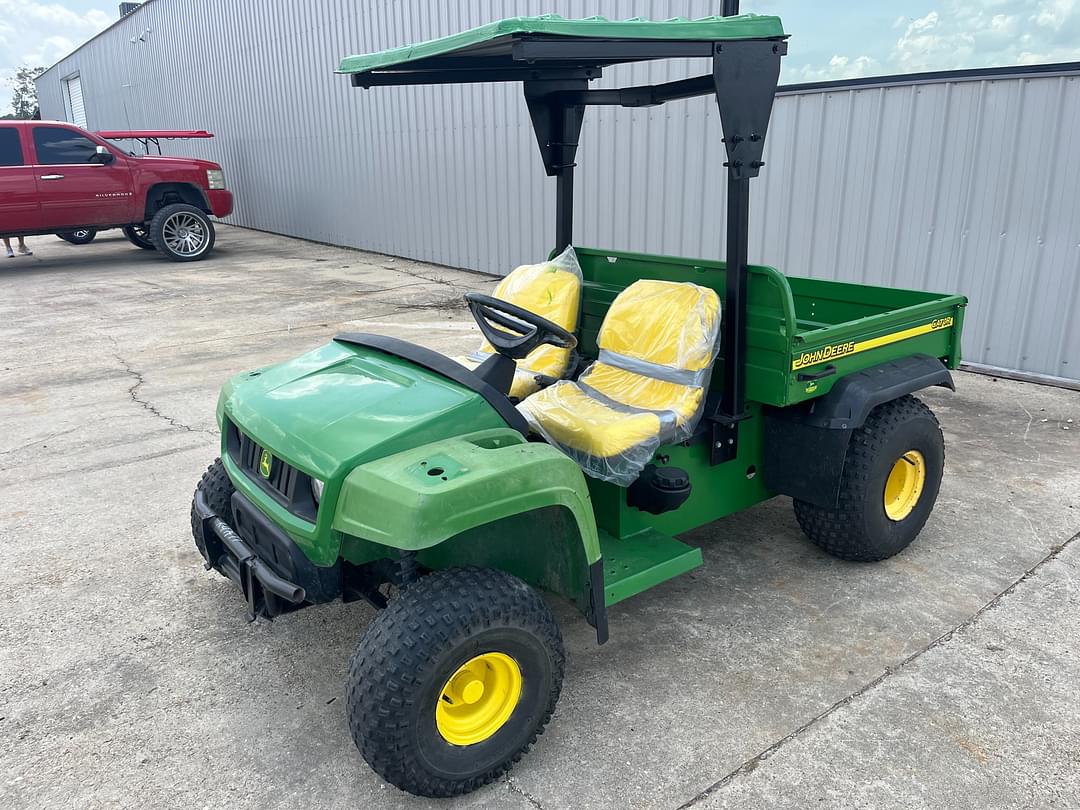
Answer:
[35,0,1080,385]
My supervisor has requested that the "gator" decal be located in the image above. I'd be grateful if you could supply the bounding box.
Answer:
[792,317,954,371]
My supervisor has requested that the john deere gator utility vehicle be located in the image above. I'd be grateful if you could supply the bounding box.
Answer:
[190,9,967,798]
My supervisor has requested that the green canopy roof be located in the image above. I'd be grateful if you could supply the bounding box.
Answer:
[338,13,786,75]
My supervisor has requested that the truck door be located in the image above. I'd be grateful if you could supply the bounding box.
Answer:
[0,125,41,233]
[31,124,135,229]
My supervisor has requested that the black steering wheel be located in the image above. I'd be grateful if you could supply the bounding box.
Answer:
[464,293,577,360]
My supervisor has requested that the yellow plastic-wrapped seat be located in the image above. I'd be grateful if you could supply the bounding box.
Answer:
[457,246,582,400]
[518,279,722,485]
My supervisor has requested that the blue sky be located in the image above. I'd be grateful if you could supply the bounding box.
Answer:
[3,1,1080,112]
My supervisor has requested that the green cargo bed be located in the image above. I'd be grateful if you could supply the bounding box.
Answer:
[573,247,967,407]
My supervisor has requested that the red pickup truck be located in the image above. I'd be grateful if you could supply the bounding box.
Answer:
[0,120,233,261]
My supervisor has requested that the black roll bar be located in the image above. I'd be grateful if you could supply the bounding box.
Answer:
[522,32,784,462]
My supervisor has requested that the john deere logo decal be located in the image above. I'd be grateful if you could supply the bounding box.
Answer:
[792,317,955,371]
[258,449,272,479]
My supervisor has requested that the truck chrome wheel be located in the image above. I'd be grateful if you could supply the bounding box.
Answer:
[162,212,207,256]
[149,202,216,262]
[123,224,156,250]
[56,229,98,245]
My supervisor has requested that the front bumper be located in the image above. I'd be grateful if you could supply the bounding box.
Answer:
[207,188,234,218]
[193,488,340,619]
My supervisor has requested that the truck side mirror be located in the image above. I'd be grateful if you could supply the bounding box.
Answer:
[92,144,115,165]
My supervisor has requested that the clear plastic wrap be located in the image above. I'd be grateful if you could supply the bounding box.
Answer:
[518,279,722,485]
[597,279,720,371]
[456,246,582,399]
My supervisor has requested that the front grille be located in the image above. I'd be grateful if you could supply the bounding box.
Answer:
[225,420,318,523]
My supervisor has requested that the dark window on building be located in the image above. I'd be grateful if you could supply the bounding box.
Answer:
[0,128,24,166]
[33,126,100,165]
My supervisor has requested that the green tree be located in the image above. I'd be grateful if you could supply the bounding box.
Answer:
[6,66,46,119]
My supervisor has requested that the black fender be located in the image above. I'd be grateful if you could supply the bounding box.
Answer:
[143,182,211,218]
[764,354,954,508]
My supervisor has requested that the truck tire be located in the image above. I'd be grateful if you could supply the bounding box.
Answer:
[190,458,235,570]
[149,203,215,261]
[793,394,944,562]
[346,567,564,798]
[56,229,97,245]
[122,224,155,250]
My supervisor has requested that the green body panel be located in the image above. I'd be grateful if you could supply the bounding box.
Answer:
[417,505,595,615]
[785,275,967,404]
[218,340,507,566]
[598,529,703,606]
[333,428,600,562]
[586,402,773,540]
[338,14,786,74]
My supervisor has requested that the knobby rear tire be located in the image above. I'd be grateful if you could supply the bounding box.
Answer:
[793,394,945,561]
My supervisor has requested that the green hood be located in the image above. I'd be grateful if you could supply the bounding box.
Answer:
[219,340,507,481]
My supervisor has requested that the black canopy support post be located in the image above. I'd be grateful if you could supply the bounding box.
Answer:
[711,177,751,464]
[524,80,587,253]
[709,38,786,464]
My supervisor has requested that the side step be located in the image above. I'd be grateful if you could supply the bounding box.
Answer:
[599,528,703,607]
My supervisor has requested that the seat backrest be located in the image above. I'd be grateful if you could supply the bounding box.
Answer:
[582,279,721,430]
[475,248,582,379]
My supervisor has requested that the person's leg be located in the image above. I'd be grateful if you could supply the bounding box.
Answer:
[3,238,13,258]
[16,237,32,256]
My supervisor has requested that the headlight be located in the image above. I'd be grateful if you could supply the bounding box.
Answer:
[311,477,325,504]
[206,169,225,190]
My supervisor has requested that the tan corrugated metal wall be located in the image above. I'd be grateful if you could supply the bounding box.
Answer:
[35,0,1080,382]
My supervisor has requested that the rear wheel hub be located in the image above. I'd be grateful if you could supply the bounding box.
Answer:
[884,449,926,521]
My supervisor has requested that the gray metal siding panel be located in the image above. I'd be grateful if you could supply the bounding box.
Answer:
[33,0,1080,381]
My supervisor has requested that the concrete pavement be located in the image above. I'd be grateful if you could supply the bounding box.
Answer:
[1,226,1077,809]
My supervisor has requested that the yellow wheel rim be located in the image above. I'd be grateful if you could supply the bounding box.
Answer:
[884,450,926,521]
[436,652,522,746]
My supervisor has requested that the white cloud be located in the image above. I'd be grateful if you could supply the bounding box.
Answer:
[794,0,1080,83]
[0,1,112,114]
[910,11,941,33]
[794,54,882,83]
[891,0,1080,72]
[1033,0,1076,29]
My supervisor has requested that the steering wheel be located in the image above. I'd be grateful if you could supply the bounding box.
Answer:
[464,293,577,360]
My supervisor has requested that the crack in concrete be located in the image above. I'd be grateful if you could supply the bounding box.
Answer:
[506,776,545,809]
[676,528,1080,809]
[383,260,493,292]
[391,295,469,312]
[115,354,214,435]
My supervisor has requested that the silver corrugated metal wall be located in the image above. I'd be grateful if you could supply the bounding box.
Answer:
[36,0,1080,383]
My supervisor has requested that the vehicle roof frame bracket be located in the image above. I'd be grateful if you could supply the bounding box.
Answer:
[712,39,787,181]
[524,79,587,251]
[709,38,786,464]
